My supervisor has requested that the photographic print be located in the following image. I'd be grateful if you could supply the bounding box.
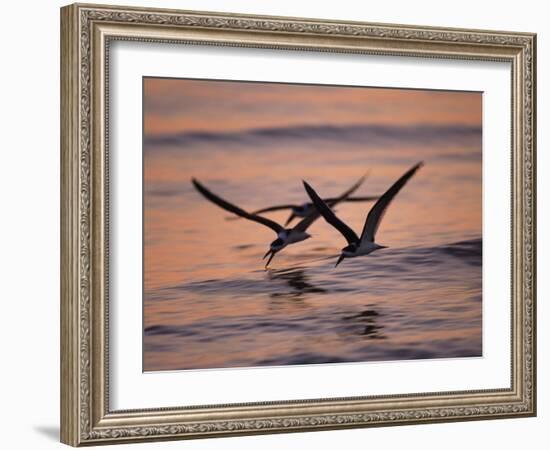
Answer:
[61,5,536,444]
[143,77,482,372]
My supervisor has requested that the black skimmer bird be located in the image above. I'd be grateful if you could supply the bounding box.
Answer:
[303,162,423,267]
[192,175,367,268]
[227,195,379,226]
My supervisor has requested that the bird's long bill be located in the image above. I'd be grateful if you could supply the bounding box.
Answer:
[264,249,277,268]
[335,254,345,267]
[284,213,296,226]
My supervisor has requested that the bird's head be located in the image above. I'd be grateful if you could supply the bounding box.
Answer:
[269,237,285,251]
[342,243,358,255]
[263,237,285,269]
[335,243,358,267]
[295,203,310,214]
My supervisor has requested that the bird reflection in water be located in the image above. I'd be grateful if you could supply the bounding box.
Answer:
[267,267,326,299]
[342,308,386,339]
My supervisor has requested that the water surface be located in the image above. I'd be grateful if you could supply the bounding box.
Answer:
[143,80,482,371]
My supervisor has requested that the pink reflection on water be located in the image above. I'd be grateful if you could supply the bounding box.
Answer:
[143,78,482,371]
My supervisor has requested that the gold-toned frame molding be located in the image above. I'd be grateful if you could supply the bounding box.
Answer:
[60,2,536,446]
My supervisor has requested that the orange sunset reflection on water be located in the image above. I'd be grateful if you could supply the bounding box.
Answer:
[143,78,482,371]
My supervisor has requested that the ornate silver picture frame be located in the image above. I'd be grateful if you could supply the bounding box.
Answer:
[60,2,536,446]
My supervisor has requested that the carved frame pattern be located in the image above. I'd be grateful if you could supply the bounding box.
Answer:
[60,3,536,446]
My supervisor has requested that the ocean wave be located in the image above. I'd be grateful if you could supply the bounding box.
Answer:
[401,238,482,266]
[145,123,481,149]
[147,238,482,302]
[144,237,482,370]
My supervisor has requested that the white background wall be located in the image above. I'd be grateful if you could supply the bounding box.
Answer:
[0,0,545,448]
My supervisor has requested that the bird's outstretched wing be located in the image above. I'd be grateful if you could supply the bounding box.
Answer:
[302,181,360,244]
[253,195,377,216]
[225,203,299,221]
[323,195,379,203]
[192,179,283,233]
[360,162,423,243]
[228,196,377,224]
[251,204,299,215]
[294,174,366,233]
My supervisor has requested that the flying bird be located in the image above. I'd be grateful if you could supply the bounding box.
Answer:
[303,162,423,267]
[192,174,367,268]
[227,195,379,226]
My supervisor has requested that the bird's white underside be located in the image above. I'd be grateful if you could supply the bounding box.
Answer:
[344,241,383,257]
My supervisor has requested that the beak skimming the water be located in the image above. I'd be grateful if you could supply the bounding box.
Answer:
[263,249,277,268]
[335,254,345,267]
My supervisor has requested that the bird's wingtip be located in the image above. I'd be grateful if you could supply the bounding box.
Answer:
[302,180,313,192]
